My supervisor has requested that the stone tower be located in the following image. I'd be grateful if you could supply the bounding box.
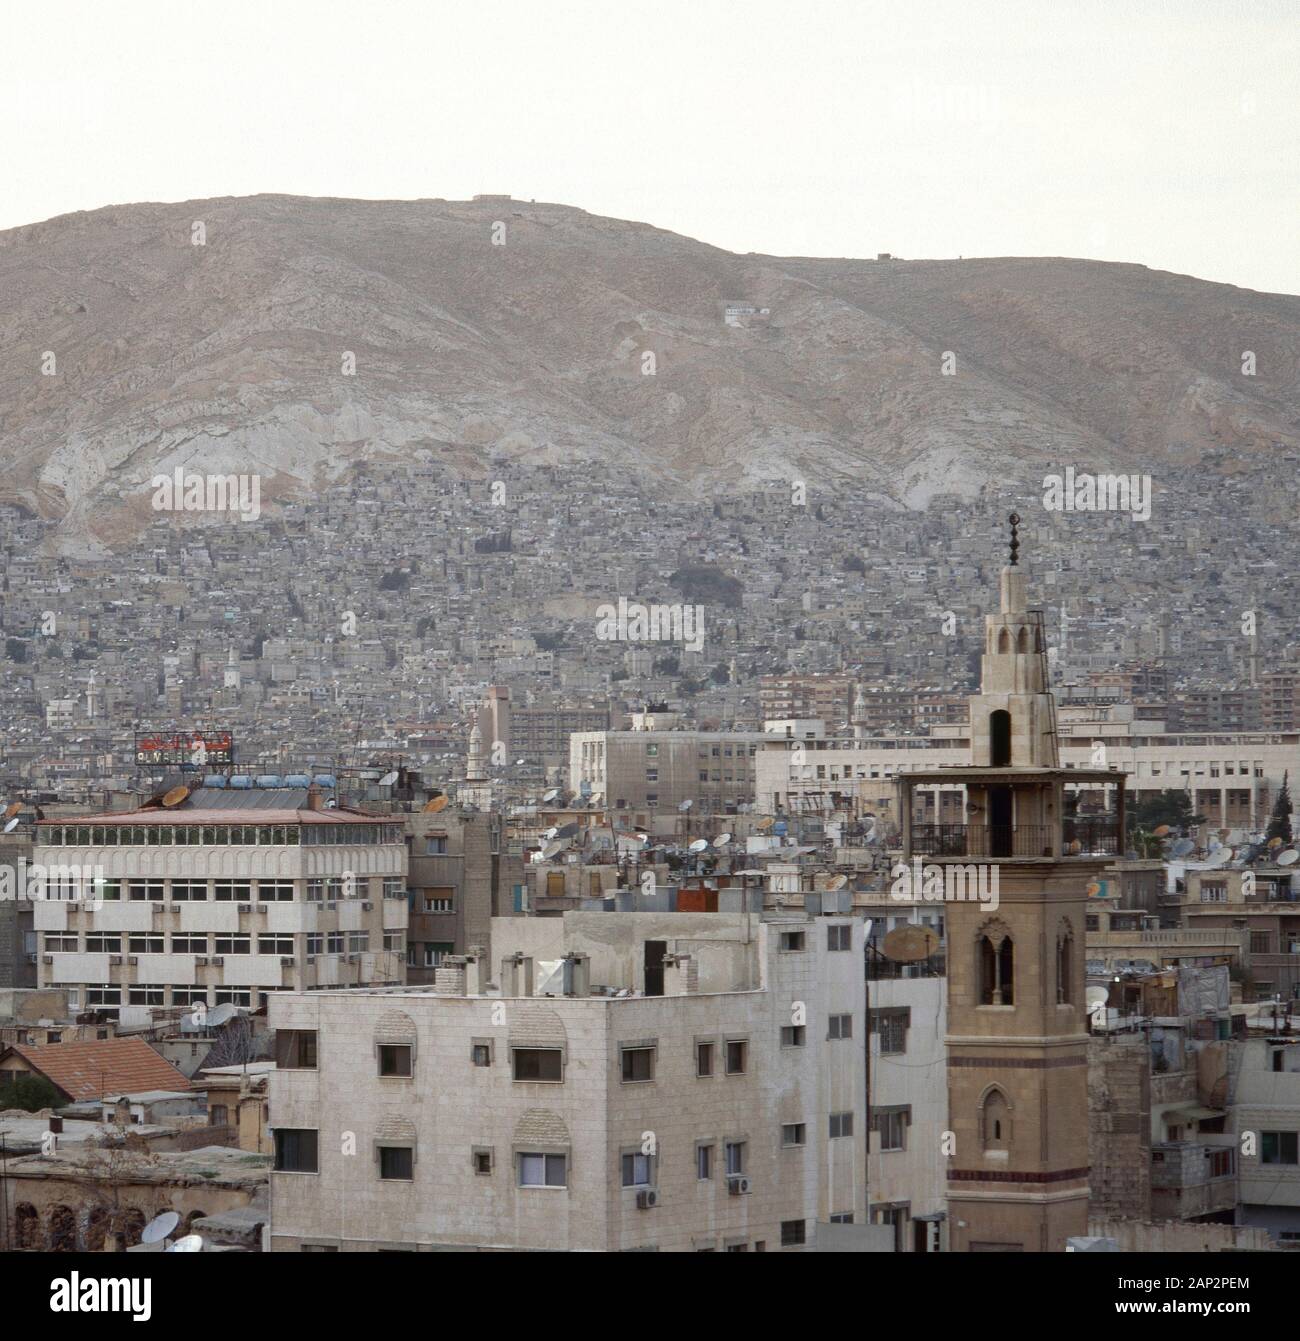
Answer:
[897,515,1126,1252]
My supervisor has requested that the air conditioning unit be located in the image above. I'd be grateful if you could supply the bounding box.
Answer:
[306,955,316,966]
[42,954,53,965]
[346,954,360,963]
[211,956,225,966]
[635,1188,658,1209]
[128,956,139,966]
[110,955,123,965]
[255,904,268,914]
[726,1175,751,1196]
[194,956,208,965]
[238,904,252,914]
[326,902,337,911]
[362,901,373,911]
[280,957,295,967]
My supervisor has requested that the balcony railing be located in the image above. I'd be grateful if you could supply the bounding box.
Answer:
[911,820,1120,859]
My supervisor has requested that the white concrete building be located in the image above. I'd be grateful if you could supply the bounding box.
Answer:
[31,785,408,1026]
[268,910,873,1252]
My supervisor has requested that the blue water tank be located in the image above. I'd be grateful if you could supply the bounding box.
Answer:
[203,775,228,788]
[312,774,336,789]
[229,775,253,789]
[255,775,283,789]
[283,774,311,788]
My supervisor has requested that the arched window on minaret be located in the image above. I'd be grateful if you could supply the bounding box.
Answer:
[978,930,1014,1005]
[1056,922,1075,1004]
[997,628,1011,654]
[990,709,1012,767]
[1016,626,1030,654]
[981,1088,1011,1150]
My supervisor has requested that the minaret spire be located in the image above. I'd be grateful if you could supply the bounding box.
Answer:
[1007,511,1021,567]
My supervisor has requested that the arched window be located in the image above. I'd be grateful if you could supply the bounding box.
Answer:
[48,1205,76,1251]
[1016,626,1029,654]
[990,710,1012,767]
[15,1203,39,1250]
[978,933,1014,1005]
[1056,924,1074,1004]
[997,628,1011,654]
[982,1089,1011,1150]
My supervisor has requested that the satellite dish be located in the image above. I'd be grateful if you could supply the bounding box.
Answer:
[689,839,709,853]
[162,785,191,808]
[205,1002,237,1028]
[423,795,449,814]
[756,817,775,832]
[3,802,21,820]
[379,771,399,787]
[555,822,579,840]
[167,1234,204,1253]
[1278,849,1299,867]
[1268,836,1284,850]
[1153,824,1171,837]
[1086,881,1102,897]
[142,1211,180,1244]
[2,817,18,834]
[881,925,938,963]
[542,827,559,841]
[829,874,848,890]
[1205,847,1233,868]
[1086,985,1110,1009]
[1171,838,1195,858]
[713,832,733,848]
[679,800,693,812]
[542,788,560,803]
[515,758,526,766]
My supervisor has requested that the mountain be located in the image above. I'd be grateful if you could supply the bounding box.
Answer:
[1,194,1297,550]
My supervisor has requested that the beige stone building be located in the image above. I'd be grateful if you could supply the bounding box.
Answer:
[268,910,869,1251]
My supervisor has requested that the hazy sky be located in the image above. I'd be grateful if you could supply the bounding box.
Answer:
[6,0,1296,293]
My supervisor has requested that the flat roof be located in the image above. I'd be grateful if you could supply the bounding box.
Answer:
[897,766,1126,783]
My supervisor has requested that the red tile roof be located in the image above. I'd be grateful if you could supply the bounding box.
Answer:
[4,1038,190,1102]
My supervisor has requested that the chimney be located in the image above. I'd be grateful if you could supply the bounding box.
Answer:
[434,960,468,996]
[562,953,590,997]
[48,1114,64,1134]
[500,953,534,997]
[306,783,323,812]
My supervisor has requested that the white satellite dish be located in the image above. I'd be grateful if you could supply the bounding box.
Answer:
[541,840,566,860]
[713,832,732,848]
[542,826,558,840]
[167,1234,205,1253]
[142,1211,180,1244]
[378,771,399,787]
[1279,849,1299,867]
[1086,985,1110,1009]
[2,817,18,833]
[679,799,693,812]
[542,788,560,803]
[1205,847,1233,868]
[205,1002,237,1028]
[689,839,709,853]
[1170,837,1196,858]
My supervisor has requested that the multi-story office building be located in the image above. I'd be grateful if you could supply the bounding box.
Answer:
[569,729,767,815]
[269,910,870,1252]
[30,783,407,1024]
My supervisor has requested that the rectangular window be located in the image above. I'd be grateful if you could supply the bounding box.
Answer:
[171,934,207,953]
[829,1112,854,1139]
[620,1046,655,1082]
[696,1041,714,1077]
[306,934,324,956]
[828,1013,853,1040]
[327,933,344,954]
[780,1220,806,1247]
[621,1152,653,1187]
[471,1043,492,1067]
[128,984,165,1005]
[259,881,295,902]
[724,1141,746,1176]
[782,1123,806,1147]
[696,1144,713,1179]
[827,924,852,951]
[277,1030,318,1070]
[518,1152,566,1187]
[779,931,805,952]
[171,881,207,901]
[725,1039,748,1075]
[829,1212,855,1224]
[875,1110,909,1151]
[214,988,251,1006]
[425,836,448,855]
[378,1044,412,1077]
[780,1025,806,1047]
[215,934,251,955]
[274,1128,319,1173]
[214,881,253,902]
[128,880,164,902]
[473,1149,493,1175]
[128,934,164,954]
[512,1047,563,1081]
[379,1147,414,1181]
[1261,1131,1299,1165]
[872,1007,911,1055]
[259,935,294,956]
[86,934,121,953]
[44,934,78,952]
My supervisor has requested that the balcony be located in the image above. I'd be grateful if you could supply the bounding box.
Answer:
[909,819,1121,859]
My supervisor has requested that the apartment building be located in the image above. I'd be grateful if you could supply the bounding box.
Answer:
[268,910,870,1251]
[1233,1033,1300,1241]
[569,729,767,814]
[30,783,408,1024]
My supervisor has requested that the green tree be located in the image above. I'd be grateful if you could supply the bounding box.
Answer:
[1266,771,1293,846]
[1126,789,1204,835]
[0,1073,64,1111]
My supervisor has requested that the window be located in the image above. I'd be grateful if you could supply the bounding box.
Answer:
[424,943,453,968]
[829,1212,854,1224]
[44,934,78,952]
[327,933,344,954]
[378,1044,413,1077]
[214,881,253,902]
[171,934,207,953]
[782,1123,806,1147]
[779,931,805,952]
[215,988,251,1006]
[171,881,207,901]
[274,1128,319,1173]
[829,1112,854,1139]
[383,933,403,953]
[209,1104,228,1125]
[827,923,852,951]
[696,1041,715,1077]
[725,1039,748,1075]
[513,1048,563,1082]
[348,932,369,953]
[1251,931,1274,955]
[128,934,164,954]
[215,934,251,955]
[828,1013,853,1040]
[86,934,121,953]
[1261,1131,1299,1165]
[872,1008,910,1054]
[724,1141,746,1176]
[780,1220,806,1247]
[1056,926,1074,1004]
[379,1147,414,1180]
[982,1089,1010,1150]
[259,882,295,902]
[277,1030,318,1070]
[473,1148,493,1175]
[471,1043,492,1067]
[518,1152,566,1187]
[621,1046,655,1082]
[621,1152,653,1187]
[425,836,448,855]
[423,892,455,914]
[696,1144,713,1179]
[128,880,164,902]
[128,984,164,1005]
[875,1108,909,1151]
[780,1025,806,1047]
[259,935,294,956]
[978,933,1014,1005]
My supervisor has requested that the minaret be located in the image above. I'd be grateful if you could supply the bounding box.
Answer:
[852,680,869,740]
[223,647,241,691]
[897,514,1126,1253]
[465,711,486,782]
